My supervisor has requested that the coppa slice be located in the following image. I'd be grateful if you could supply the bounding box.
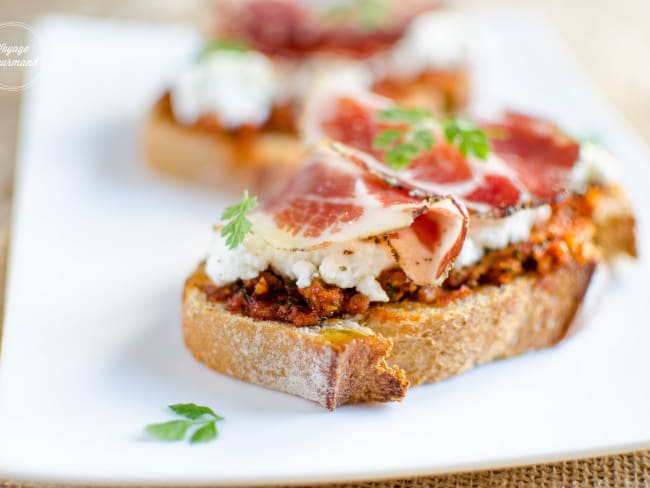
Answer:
[212,0,440,58]
[303,88,583,214]
[216,143,468,291]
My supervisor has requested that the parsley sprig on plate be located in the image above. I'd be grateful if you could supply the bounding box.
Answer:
[220,190,258,250]
[372,107,491,171]
[145,403,224,444]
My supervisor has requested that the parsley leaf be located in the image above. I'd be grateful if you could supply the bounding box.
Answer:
[377,106,431,124]
[220,190,258,250]
[357,0,388,28]
[144,404,224,444]
[373,107,491,170]
[442,117,490,159]
[145,420,192,442]
[169,403,223,421]
[385,143,421,170]
[198,38,249,61]
[190,421,218,443]
[413,129,435,152]
[373,107,436,170]
[372,129,402,149]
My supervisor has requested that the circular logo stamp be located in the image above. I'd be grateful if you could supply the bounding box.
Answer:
[0,21,41,91]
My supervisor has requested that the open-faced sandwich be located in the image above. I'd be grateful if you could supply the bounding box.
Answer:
[182,86,636,410]
[144,0,469,195]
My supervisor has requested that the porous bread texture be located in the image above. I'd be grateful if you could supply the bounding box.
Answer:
[591,185,637,258]
[363,262,595,386]
[183,261,593,410]
[143,97,303,196]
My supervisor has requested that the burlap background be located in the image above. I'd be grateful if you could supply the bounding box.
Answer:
[0,0,648,486]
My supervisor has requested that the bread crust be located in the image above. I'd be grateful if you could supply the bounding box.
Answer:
[143,98,304,196]
[183,261,594,409]
[362,261,595,385]
[591,185,637,258]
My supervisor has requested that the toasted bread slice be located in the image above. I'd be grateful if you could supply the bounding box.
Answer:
[183,261,593,410]
[143,97,304,196]
[182,188,635,409]
[590,184,637,257]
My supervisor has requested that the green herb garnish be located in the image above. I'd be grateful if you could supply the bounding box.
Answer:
[373,107,436,170]
[372,107,491,170]
[325,0,389,29]
[145,403,224,444]
[197,38,249,61]
[442,117,491,159]
[220,190,258,250]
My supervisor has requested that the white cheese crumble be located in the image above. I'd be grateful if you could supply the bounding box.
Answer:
[170,51,278,129]
[570,141,621,190]
[276,57,373,106]
[378,11,469,80]
[454,205,552,269]
[205,233,394,302]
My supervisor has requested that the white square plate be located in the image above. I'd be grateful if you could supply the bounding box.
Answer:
[0,10,649,486]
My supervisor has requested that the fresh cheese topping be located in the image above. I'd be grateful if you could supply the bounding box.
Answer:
[454,205,552,268]
[276,58,373,106]
[170,50,278,129]
[206,233,394,301]
[377,11,469,80]
[570,140,621,190]
[450,140,620,269]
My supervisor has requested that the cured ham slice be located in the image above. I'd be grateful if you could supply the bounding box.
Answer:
[247,144,468,285]
[303,88,582,213]
[485,113,581,201]
[214,0,439,58]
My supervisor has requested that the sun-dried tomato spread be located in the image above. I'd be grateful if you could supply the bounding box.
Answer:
[204,270,370,327]
[159,92,298,135]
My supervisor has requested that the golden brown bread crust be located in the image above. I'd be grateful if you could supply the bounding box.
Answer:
[362,261,595,385]
[183,261,594,409]
[143,97,304,196]
[591,185,637,257]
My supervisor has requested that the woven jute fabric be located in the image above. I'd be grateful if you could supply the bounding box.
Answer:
[0,0,649,486]
[1,451,649,487]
